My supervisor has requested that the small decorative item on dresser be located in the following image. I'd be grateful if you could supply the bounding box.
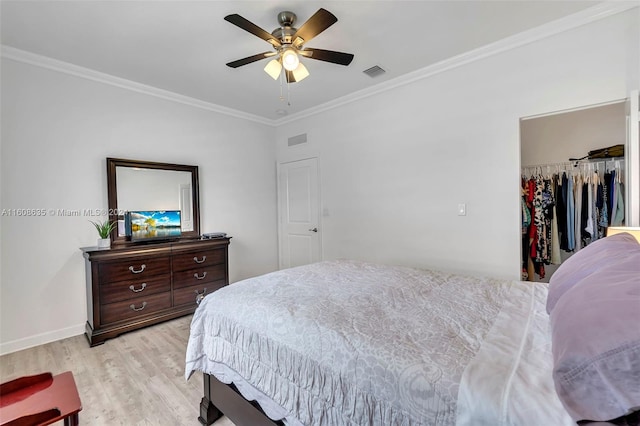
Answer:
[201,232,227,240]
[90,219,116,249]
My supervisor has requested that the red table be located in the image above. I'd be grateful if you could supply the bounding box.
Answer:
[0,372,82,425]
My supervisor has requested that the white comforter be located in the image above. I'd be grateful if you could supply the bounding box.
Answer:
[185,260,573,426]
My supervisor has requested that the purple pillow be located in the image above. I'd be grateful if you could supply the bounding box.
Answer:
[546,232,639,314]
[550,248,640,422]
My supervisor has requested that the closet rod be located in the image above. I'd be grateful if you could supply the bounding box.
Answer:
[521,162,573,175]
[522,161,573,169]
[521,158,624,175]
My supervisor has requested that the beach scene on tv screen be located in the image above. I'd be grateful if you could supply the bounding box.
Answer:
[131,210,181,239]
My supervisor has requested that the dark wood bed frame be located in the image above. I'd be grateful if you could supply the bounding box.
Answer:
[198,373,285,426]
[197,371,640,426]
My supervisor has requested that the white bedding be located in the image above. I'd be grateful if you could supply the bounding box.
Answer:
[185,260,573,425]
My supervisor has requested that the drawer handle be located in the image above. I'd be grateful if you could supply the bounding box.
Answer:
[193,255,207,264]
[129,283,147,293]
[129,301,147,312]
[129,264,146,274]
[195,288,207,305]
[194,272,207,280]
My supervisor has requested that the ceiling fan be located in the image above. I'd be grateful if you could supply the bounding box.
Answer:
[224,8,354,83]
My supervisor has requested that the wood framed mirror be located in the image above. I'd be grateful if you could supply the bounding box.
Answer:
[106,158,200,244]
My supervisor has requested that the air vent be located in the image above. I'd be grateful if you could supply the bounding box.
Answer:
[363,65,386,78]
[288,133,308,147]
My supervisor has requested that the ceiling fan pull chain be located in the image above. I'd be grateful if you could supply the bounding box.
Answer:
[279,67,285,101]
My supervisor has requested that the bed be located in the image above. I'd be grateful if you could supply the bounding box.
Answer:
[185,232,640,426]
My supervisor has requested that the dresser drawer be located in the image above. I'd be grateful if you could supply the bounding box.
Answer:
[99,256,170,283]
[101,292,171,324]
[172,249,225,272]
[83,237,230,346]
[173,264,226,289]
[174,281,226,307]
[99,275,171,305]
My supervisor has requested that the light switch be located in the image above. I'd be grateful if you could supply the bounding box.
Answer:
[458,203,467,216]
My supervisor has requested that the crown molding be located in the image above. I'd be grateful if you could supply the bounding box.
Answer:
[0,45,276,127]
[275,2,639,125]
[2,2,636,128]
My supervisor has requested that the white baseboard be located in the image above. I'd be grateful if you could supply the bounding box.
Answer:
[0,324,86,356]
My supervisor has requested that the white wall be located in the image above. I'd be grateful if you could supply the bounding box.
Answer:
[275,8,639,279]
[521,102,626,167]
[0,58,278,354]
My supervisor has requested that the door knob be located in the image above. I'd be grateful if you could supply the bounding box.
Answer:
[309,227,318,232]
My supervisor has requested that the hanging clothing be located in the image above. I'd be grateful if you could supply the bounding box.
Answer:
[521,194,531,232]
[557,173,568,251]
[586,178,593,241]
[612,181,625,226]
[566,174,575,251]
[520,160,624,281]
[581,180,590,246]
[592,174,600,241]
[521,177,537,281]
[521,174,556,279]
[528,177,538,263]
[533,176,543,262]
[550,180,562,264]
[607,171,615,225]
[537,177,554,265]
[573,174,583,252]
[598,175,609,238]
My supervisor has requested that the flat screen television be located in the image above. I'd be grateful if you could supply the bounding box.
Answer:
[125,210,181,242]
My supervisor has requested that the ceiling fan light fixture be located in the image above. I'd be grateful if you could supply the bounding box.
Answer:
[291,62,309,82]
[225,8,353,92]
[281,48,299,71]
[264,59,282,80]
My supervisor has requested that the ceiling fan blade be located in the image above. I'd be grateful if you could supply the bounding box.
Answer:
[299,48,354,66]
[292,8,337,46]
[224,14,282,47]
[226,52,276,68]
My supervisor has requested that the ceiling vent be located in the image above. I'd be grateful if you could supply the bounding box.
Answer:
[363,65,386,78]
[288,133,308,147]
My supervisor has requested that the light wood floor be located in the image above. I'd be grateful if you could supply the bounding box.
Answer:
[0,316,234,426]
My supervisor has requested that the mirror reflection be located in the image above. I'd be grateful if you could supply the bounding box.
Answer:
[106,157,200,244]
[116,167,194,235]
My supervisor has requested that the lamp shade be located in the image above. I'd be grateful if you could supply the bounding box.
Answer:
[264,59,282,80]
[291,62,309,82]
[606,226,640,243]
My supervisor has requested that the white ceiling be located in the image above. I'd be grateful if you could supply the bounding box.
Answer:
[1,1,606,122]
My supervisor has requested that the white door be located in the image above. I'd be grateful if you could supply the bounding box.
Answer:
[278,158,321,269]
[626,90,639,226]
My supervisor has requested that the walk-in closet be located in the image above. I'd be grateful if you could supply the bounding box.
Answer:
[520,101,627,282]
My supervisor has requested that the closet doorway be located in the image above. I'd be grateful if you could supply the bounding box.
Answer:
[519,101,626,283]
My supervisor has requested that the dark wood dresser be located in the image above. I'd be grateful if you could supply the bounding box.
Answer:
[82,237,230,346]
